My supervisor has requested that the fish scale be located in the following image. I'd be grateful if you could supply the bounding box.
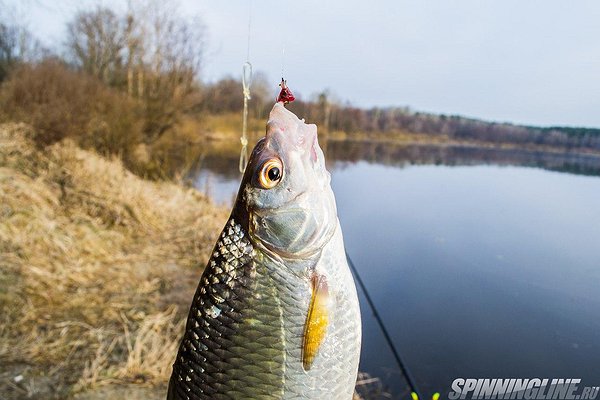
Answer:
[169,217,360,399]
[170,219,285,400]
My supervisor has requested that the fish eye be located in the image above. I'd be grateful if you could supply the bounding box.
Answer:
[258,158,283,189]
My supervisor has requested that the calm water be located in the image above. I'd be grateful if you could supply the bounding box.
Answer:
[190,142,600,399]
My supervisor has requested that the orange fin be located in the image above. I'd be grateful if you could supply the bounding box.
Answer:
[302,274,329,371]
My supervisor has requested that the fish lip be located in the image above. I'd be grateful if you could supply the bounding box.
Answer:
[309,134,319,164]
[266,103,319,160]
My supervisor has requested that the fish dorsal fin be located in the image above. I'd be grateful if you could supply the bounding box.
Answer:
[302,274,329,371]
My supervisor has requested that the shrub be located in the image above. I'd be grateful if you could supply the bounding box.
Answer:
[0,59,143,159]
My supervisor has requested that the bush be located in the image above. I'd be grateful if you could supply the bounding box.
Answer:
[0,59,143,158]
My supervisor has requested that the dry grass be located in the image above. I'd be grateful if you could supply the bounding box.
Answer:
[0,123,228,399]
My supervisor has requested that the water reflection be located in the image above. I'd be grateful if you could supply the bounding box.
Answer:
[327,140,600,176]
[189,140,600,205]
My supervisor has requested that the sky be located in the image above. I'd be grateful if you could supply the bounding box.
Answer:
[8,0,600,127]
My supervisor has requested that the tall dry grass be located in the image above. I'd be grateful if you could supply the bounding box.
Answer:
[0,123,228,399]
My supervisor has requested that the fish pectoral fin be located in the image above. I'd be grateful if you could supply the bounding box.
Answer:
[302,274,329,371]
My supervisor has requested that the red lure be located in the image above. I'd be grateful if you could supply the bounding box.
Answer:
[277,78,295,104]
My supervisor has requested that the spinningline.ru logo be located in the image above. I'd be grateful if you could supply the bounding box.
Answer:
[448,378,599,400]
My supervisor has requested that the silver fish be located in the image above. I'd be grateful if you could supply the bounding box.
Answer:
[168,103,361,400]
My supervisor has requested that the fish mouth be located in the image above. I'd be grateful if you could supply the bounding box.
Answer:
[266,102,332,192]
[267,104,318,152]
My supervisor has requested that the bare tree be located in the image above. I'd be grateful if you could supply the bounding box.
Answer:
[0,4,44,81]
[65,0,205,142]
[66,6,126,85]
[127,0,204,139]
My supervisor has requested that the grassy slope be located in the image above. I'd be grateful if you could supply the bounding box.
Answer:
[0,123,228,399]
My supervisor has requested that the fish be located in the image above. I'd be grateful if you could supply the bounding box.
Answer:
[167,102,361,400]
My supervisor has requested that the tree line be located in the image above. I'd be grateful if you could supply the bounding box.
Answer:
[1,1,599,180]
[203,76,600,152]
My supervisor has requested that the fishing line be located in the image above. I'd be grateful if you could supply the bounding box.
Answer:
[239,0,253,173]
[280,0,289,80]
[345,251,424,400]
[281,43,286,81]
[246,0,252,61]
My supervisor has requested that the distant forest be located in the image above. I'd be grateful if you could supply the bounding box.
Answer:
[203,77,600,152]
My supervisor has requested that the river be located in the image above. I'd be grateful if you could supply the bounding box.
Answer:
[190,141,600,399]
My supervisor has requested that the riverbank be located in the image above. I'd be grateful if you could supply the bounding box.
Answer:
[0,123,228,399]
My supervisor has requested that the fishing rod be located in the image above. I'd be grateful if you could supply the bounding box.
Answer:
[345,251,425,400]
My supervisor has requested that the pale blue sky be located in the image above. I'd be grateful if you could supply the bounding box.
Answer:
[8,0,600,127]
